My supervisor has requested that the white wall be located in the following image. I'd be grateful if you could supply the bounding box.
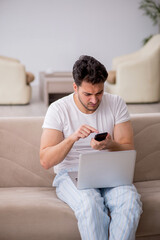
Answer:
[0,0,158,85]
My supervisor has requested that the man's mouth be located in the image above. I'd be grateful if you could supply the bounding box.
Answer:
[88,103,98,107]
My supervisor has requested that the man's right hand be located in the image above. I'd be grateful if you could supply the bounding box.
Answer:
[70,124,98,142]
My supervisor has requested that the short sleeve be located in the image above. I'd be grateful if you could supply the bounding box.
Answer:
[114,96,130,125]
[42,103,63,131]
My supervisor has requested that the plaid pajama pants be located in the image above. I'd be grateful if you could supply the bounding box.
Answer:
[53,169,142,240]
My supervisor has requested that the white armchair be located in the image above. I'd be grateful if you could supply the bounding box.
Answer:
[0,56,34,104]
[105,34,160,103]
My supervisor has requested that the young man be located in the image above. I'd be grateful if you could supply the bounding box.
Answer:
[40,55,142,240]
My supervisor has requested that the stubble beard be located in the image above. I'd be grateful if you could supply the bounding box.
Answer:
[77,93,100,112]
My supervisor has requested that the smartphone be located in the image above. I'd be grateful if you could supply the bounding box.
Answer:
[94,132,108,141]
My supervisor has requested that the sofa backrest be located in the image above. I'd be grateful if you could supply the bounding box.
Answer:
[0,114,160,187]
[131,113,160,182]
[0,117,54,187]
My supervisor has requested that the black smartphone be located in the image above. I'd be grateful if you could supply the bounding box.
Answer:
[94,132,108,142]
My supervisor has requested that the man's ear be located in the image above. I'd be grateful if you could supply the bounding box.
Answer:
[73,82,78,93]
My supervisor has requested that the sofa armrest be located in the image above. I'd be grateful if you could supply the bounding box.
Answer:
[26,72,35,84]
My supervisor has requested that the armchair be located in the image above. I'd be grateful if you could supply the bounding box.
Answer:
[0,56,34,104]
[106,34,160,103]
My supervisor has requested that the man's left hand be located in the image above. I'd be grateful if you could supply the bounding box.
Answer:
[90,133,113,151]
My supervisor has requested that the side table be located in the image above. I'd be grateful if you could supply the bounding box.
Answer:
[39,72,74,105]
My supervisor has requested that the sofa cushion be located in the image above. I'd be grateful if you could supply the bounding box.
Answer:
[0,181,160,240]
[135,180,160,238]
[0,187,80,240]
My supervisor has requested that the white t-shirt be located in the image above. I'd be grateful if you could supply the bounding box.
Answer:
[42,92,130,174]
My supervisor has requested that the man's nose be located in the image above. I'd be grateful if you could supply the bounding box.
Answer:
[91,95,98,104]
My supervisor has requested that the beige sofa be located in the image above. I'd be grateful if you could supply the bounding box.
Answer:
[0,114,160,240]
[0,56,34,105]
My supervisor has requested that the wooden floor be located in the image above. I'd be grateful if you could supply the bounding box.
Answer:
[0,86,160,117]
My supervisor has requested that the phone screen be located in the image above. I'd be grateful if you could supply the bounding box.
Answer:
[94,132,108,141]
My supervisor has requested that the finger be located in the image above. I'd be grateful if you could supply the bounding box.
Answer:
[79,129,90,138]
[79,126,95,138]
[106,133,111,140]
[81,127,92,135]
[91,138,101,148]
[84,125,98,133]
[80,125,98,136]
[90,141,98,150]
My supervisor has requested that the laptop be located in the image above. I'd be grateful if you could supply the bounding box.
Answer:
[68,150,136,190]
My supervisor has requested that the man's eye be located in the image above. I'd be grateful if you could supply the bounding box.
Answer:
[96,91,103,96]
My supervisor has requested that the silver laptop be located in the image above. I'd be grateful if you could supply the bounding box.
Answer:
[68,150,136,190]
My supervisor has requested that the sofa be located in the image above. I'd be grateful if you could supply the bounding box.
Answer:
[0,56,34,105]
[105,34,160,103]
[0,114,160,240]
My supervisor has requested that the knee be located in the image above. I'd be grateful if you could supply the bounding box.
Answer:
[123,187,143,227]
[132,190,143,215]
[120,185,142,215]
[77,194,104,213]
[109,185,142,211]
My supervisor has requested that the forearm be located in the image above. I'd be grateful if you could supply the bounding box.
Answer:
[106,140,135,151]
[40,124,98,170]
[40,135,75,169]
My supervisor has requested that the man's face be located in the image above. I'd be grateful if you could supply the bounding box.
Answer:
[73,81,104,114]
